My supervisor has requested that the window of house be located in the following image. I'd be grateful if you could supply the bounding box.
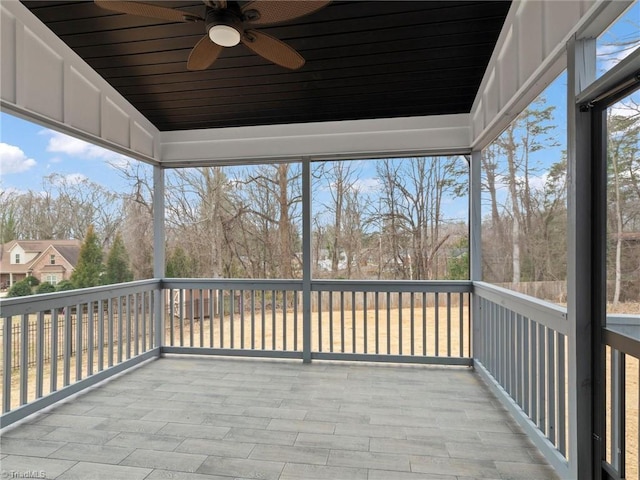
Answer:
[14,253,20,264]
[50,254,56,265]
[45,274,58,285]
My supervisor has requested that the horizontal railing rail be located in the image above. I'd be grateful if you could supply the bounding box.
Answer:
[602,315,640,480]
[0,280,162,428]
[472,281,571,477]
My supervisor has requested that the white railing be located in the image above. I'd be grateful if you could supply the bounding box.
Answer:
[473,282,571,477]
[602,315,640,480]
[0,279,161,427]
[162,279,473,365]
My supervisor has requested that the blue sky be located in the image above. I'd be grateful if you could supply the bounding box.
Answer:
[1,2,637,199]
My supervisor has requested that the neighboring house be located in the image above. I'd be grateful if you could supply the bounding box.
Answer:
[0,240,82,290]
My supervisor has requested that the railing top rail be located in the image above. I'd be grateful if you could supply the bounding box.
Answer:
[162,278,304,290]
[311,279,472,293]
[0,279,161,318]
[603,326,640,360]
[473,281,568,334]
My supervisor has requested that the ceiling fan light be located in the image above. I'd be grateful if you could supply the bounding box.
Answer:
[209,24,240,47]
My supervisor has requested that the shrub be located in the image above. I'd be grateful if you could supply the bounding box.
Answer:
[36,282,56,294]
[8,280,32,297]
[56,280,76,292]
[24,275,40,286]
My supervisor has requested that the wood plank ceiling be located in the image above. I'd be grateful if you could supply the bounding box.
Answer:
[22,1,511,131]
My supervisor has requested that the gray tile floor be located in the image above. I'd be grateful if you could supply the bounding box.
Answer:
[1,357,560,480]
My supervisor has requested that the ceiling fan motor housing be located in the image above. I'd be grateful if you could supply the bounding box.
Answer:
[205,8,244,38]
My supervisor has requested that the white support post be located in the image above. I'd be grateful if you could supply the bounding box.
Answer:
[302,158,312,363]
[567,34,596,480]
[470,151,482,360]
[153,165,166,351]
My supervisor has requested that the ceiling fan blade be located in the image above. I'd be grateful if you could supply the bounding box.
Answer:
[187,35,224,71]
[241,1,330,25]
[95,1,202,22]
[242,30,304,70]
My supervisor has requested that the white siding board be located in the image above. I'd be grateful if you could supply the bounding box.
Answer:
[1,10,17,103]
[65,66,101,136]
[103,97,130,147]
[22,28,64,122]
[132,121,155,157]
[517,1,544,87]
[498,26,517,113]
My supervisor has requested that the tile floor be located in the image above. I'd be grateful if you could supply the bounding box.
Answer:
[0,357,560,479]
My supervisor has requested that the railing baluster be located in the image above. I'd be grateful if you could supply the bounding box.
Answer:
[88,301,94,376]
[557,333,566,456]
[398,292,402,355]
[108,298,114,367]
[126,295,132,359]
[329,292,334,353]
[318,291,323,352]
[271,290,276,351]
[64,306,72,386]
[240,290,245,350]
[3,317,11,413]
[422,292,427,356]
[341,291,346,353]
[251,289,256,350]
[282,290,287,351]
[117,297,123,364]
[410,292,414,356]
[446,292,451,357]
[20,314,28,405]
[134,294,139,356]
[530,318,538,427]
[219,289,224,348]
[352,291,356,353]
[36,311,44,398]
[169,289,174,346]
[459,292,464,357]
[375,292,380,355]
[363,292,368,354]
[210,289,215,348]
[538,323,546,435]
[385,292,391,355]
[141,294,146,353]
[230,289,235,349]
[179,289,184,347]
[199,289,204,347]
[294,291,298,351]
[434,292,439,356]
[261,290,265,350]
[51,310,58,392]
[189,289,194,347]
[547,328,556,446]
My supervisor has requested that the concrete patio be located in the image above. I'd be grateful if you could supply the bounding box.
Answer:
[0,357,558,480]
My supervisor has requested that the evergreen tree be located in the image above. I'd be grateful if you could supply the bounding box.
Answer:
[104,232,133,284]
[71,225,104,288]
[166,246,198,278]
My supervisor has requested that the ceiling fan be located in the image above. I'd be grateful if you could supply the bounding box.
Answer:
[94,0,330,71]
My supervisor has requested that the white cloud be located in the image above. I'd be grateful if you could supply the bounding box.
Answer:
[50,173,88,185]
[43,130,131,167]
[0,142,37,174]
[353,177,381,193]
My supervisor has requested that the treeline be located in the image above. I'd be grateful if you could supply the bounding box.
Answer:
[1,94,637,305]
